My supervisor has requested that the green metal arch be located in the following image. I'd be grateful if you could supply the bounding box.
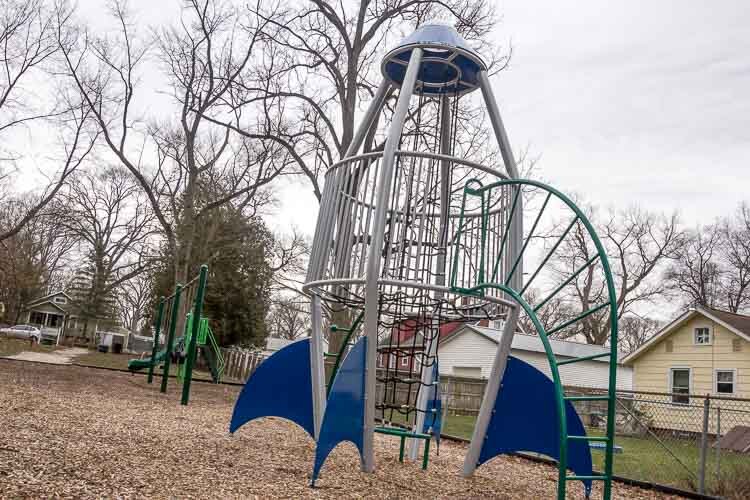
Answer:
[458,178,618,499]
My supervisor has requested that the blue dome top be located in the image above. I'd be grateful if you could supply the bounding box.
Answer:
[381,24,486,96]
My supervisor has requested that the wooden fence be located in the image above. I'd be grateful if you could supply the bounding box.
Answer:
[219,348,266,382]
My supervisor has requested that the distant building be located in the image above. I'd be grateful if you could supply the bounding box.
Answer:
[21,290,128,348]
[377,319,632,391]
[623,306,750,433]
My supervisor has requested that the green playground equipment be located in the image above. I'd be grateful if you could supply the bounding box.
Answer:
[177,313,225,384]
[127,265,211,405]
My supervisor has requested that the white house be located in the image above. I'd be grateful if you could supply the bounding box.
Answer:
[438,324,633,390]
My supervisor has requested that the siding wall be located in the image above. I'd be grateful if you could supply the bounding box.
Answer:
[438,329,633,390]
[631,315,750,433]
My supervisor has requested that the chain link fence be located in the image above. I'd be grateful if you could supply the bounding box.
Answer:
[436,385,750,498]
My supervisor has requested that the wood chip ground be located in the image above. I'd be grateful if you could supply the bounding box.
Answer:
[0,361,682,499]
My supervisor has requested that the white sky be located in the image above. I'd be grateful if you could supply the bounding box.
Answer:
[273,0,750,233]
[63,0,750,234]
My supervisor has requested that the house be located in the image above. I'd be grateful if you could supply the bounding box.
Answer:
[623,306,750,434]
[21,291,127,347]
[377,319,463,371]
[439,324,633,390]
[376,318,632,390]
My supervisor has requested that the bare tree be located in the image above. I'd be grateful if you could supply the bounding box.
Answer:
[61,166,156,342]
[58,0,294,283]
[546,205,682,345]
[0,196,77,321]
[115,271,152,335]
[196,0,508,202]
[618,314,662,354]
[719,203,750,312]
[664,224,723,310]
[267,295,311,340]
[0,1,96,242]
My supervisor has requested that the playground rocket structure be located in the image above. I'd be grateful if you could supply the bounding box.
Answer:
[230,24,620,500]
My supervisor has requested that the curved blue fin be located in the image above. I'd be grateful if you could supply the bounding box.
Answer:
[311,337,367,484]
[229,338,315,438]
[478,356,593,496]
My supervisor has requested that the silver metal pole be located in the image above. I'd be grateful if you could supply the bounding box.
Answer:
[309,295,326,439]
[409,94,452,460]
[463,69,523,477]
[345,80,391,158]
[362,48,423,473]
[698,395,710,494]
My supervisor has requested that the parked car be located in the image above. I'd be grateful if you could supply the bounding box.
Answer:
[0,324,41,342]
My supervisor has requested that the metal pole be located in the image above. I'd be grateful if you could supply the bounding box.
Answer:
[715,406,721,483]
[463,70,523,477]
[409,94,452,461]
[698,394,710,494]
[309,295,326,439]
[160,286,182,393]
[147,298,165,384]
[362,48,423,473]
[344,80,391,158]
[181,265,208,406]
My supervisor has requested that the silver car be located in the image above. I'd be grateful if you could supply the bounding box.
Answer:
[0,324,41,343]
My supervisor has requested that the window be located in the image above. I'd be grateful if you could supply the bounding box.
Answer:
[377,354,384,368]
[670,368,690,404]
[715,370,735,394]
[694,327,711,345]
[388,354,395,369]
[53,296,67,304]
[400,357,409,368]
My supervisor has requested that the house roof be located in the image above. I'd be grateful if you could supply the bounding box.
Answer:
[379,320,463,348]
[25,291,73,310]
[622,306,750,364]
[446,324,623,363]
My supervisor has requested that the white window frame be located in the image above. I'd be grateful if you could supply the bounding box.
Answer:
[693,326,712,345]
[54,296,67,304]
[669,367,691,405]
[388,354,396,369]
[714,369,736,395]
[400,357,409,368]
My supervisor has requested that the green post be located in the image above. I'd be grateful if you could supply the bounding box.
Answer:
[160,284,183,393]
[147,298,165,384]
[181,265,208,405]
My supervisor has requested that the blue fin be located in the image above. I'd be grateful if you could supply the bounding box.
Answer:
[478,356,593,496]
[311,337,367,483]
[229,338,315,438]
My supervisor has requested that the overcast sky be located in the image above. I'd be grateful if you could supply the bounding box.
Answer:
[70,0,750,233]
[271,0,750,232]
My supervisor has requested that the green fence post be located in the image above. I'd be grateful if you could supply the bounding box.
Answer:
[160,284,183,394]
[147,298,165,384]
[181,265,208,405]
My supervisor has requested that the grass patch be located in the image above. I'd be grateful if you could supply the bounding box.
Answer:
[436,412,747,493]
[0,336,58,357]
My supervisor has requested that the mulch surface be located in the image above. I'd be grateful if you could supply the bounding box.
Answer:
[0,360,681,499]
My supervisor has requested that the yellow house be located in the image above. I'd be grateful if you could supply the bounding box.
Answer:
[623,306,750,435]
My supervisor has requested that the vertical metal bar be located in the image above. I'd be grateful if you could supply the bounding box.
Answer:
[344,80,391,158]
[147,298,165,384]
[160,286,182,393]
[698,394,710,494]
[181,265,208,406]
[362,48,422,473]
[715,406,721,482]
[463,69,524,478]
[409,94,452,461]
[309,295,326,439]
